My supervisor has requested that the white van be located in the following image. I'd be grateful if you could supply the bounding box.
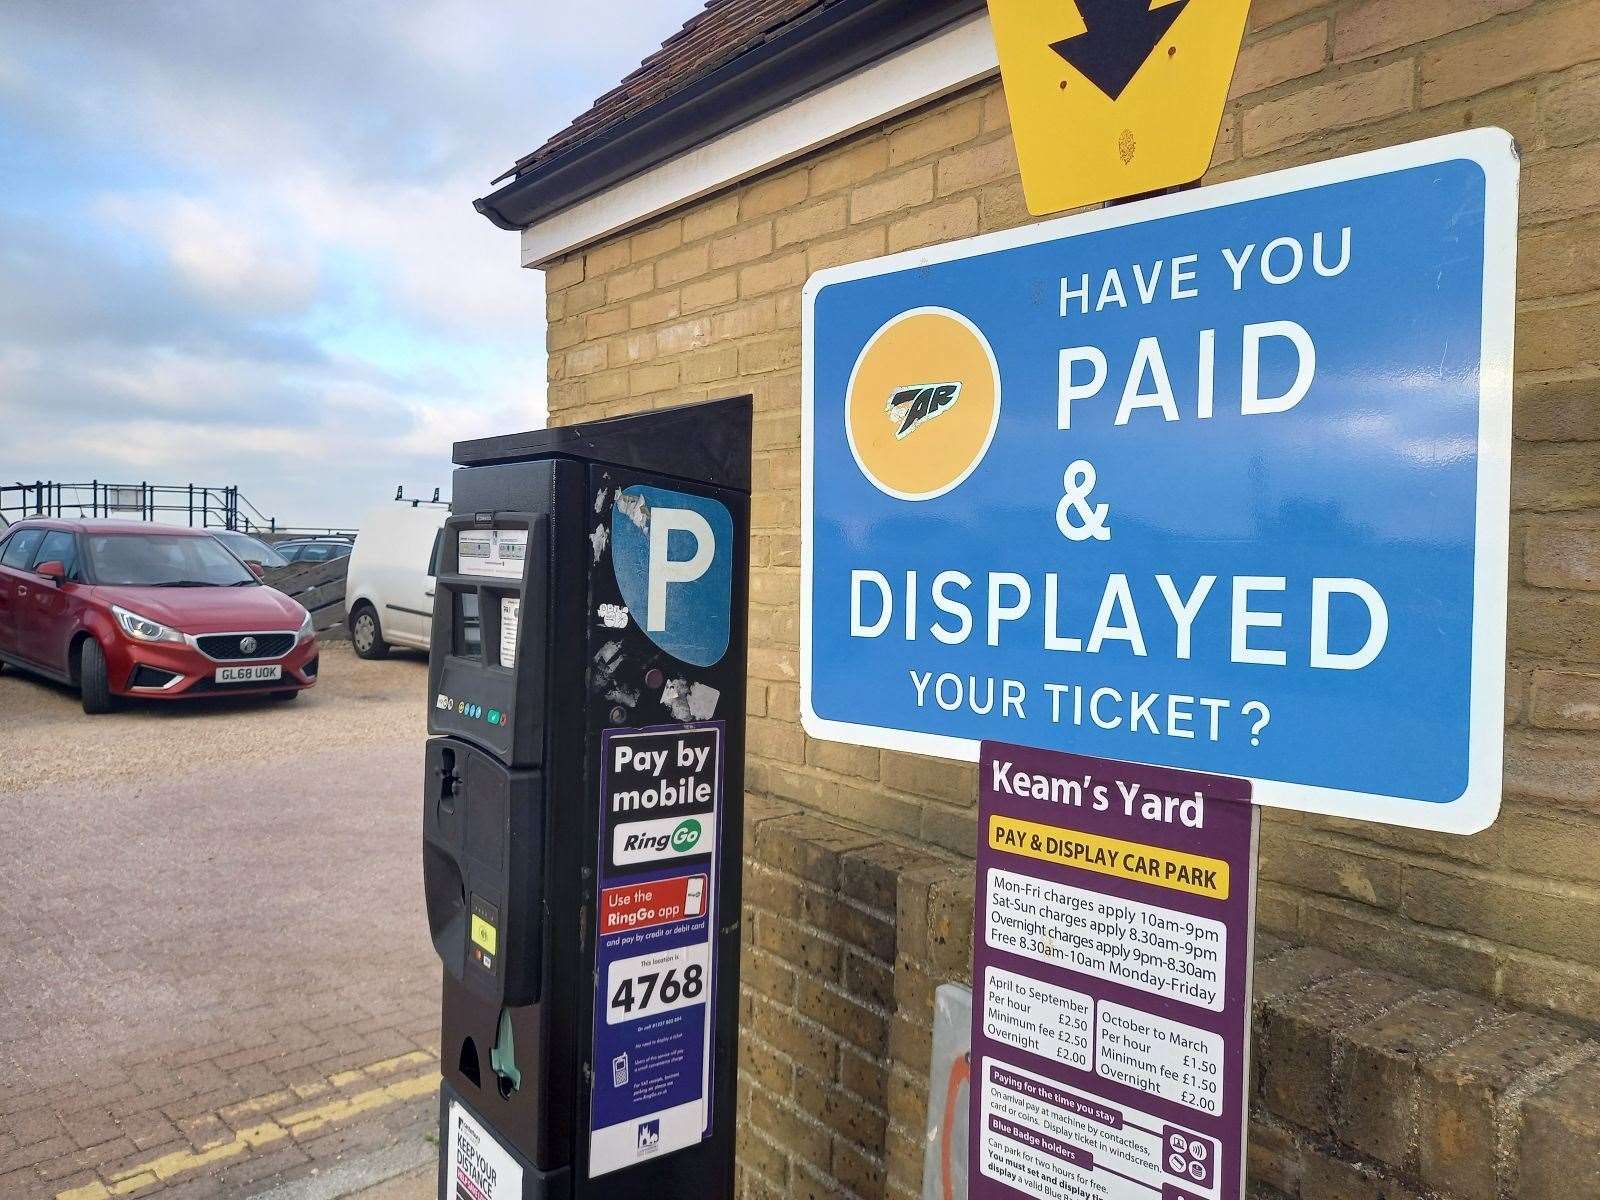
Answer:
[344,504,448,657]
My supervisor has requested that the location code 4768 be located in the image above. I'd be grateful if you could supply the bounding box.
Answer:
[605,943,710,1025]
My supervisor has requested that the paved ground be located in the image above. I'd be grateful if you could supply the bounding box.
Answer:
[0,643,445,1198]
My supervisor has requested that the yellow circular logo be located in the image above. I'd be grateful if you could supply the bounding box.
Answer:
[845,307,1001,501]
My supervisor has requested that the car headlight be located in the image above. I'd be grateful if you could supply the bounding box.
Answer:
[298,609,315,641]
[112,605,185,644]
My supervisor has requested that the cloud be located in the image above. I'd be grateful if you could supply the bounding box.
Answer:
[99,195,321,317]
[0,0,697,528]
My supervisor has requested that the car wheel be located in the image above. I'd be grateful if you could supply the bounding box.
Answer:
[79,639,115,715]
[350,604,390,660]
[268,690,300,702]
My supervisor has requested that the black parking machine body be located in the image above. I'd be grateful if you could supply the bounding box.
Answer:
[422,396,752,1200]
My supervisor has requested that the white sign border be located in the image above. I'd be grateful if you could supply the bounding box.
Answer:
[800,128,1518,835]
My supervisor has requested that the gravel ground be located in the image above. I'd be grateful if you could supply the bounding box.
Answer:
[0,637,443,1198]
[0,640,430,795]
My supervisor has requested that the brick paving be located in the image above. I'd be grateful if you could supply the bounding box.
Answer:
[0,648,442,1198]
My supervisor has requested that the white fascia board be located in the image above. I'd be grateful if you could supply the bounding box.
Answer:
[520,12,999,268]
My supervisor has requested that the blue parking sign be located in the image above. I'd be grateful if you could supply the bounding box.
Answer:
[801,131,1518,833]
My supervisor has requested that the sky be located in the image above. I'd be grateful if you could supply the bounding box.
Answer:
[0,1,698,530]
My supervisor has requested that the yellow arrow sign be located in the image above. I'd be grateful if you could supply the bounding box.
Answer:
[987,0,1251,214]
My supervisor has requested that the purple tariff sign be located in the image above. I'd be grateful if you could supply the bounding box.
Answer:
[970,741,1258,1200]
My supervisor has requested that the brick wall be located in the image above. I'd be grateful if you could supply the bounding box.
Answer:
[540,1,1600,1195]
[736,800,1600,1200]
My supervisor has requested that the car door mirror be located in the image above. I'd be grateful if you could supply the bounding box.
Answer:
[247,560,265,578]
[35,560,66,585]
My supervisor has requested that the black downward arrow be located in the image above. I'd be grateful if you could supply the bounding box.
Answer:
[1050,0,1190,101]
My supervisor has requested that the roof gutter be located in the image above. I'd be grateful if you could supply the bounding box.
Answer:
[474,0,985,232]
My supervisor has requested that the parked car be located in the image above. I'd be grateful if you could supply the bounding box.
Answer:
[0,519,318,713]
[211,530,290,570]
[344,505,450,658]
[274,538,354,564]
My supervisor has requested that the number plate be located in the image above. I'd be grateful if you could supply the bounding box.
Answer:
[215,664,283,684]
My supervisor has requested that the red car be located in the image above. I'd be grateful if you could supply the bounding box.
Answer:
[0,519,318,714]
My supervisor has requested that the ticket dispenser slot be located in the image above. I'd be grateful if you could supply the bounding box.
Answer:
[427,397,750,1200]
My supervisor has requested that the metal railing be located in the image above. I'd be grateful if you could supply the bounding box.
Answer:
[0,481,356,538]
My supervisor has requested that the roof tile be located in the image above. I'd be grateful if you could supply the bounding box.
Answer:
[504,0,847,179]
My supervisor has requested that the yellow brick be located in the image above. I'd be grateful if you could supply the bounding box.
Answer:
[565,343,607,377]
[850,167,935,223]
[712,299,777,340]
[683,344,740,384]
[585,370,629,404]
[630,361,680,395]
[1242,60,1414,154]
[682,272,739,313]
[1230,21,1327,99]
[753,373,800,413]
[1516,298,1600,373]
[776,290,802,329]
[711,222,774,269]
[882,752,976,805]
[564,277,607,315]
[658,244,711,287]
[978,177,1032,234]
[981,85,1011,132]
[1211,111,1239,169]
[751,489,798,530]
[775,197,848,247]
[1419,1,1600,106]
[810,138,890,195]
[582,306,628,339]
[768,533,801,568]
[1336,0,1532,64]
[1250,0,1325,29]
[605,263,654,303]
[936,136,1017,197]
[655,317,713,355]
[740,336,800,375]
[629,290,681,327]
[547,381,583,413]
[754,412,794,452]
[684,193,740,241]
[767,448,801,488]
[887,197,978,253]
[742,170,809,219]
[1519,214,1600,299]
[630,220,683,260]
[1542,63,1600,148]
[585,240,630,277]
[1525,142,1600,224]
[739,252,808,298]
[544,255,584,290]
[547,316,583,352]
[808,227,887,272]
[887,98,983,166]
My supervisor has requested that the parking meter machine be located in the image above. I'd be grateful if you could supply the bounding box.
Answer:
[423,397,751,1200]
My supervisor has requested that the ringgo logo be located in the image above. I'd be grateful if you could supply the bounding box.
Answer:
[845,307,1001,501]
[613,812,715,866]
[670,819,703,853]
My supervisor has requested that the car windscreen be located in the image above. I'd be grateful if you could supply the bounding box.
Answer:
[216,532,288,567]
[86,534,258,587]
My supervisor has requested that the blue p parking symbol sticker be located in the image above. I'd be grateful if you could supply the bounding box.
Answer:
[610,485,733,667]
